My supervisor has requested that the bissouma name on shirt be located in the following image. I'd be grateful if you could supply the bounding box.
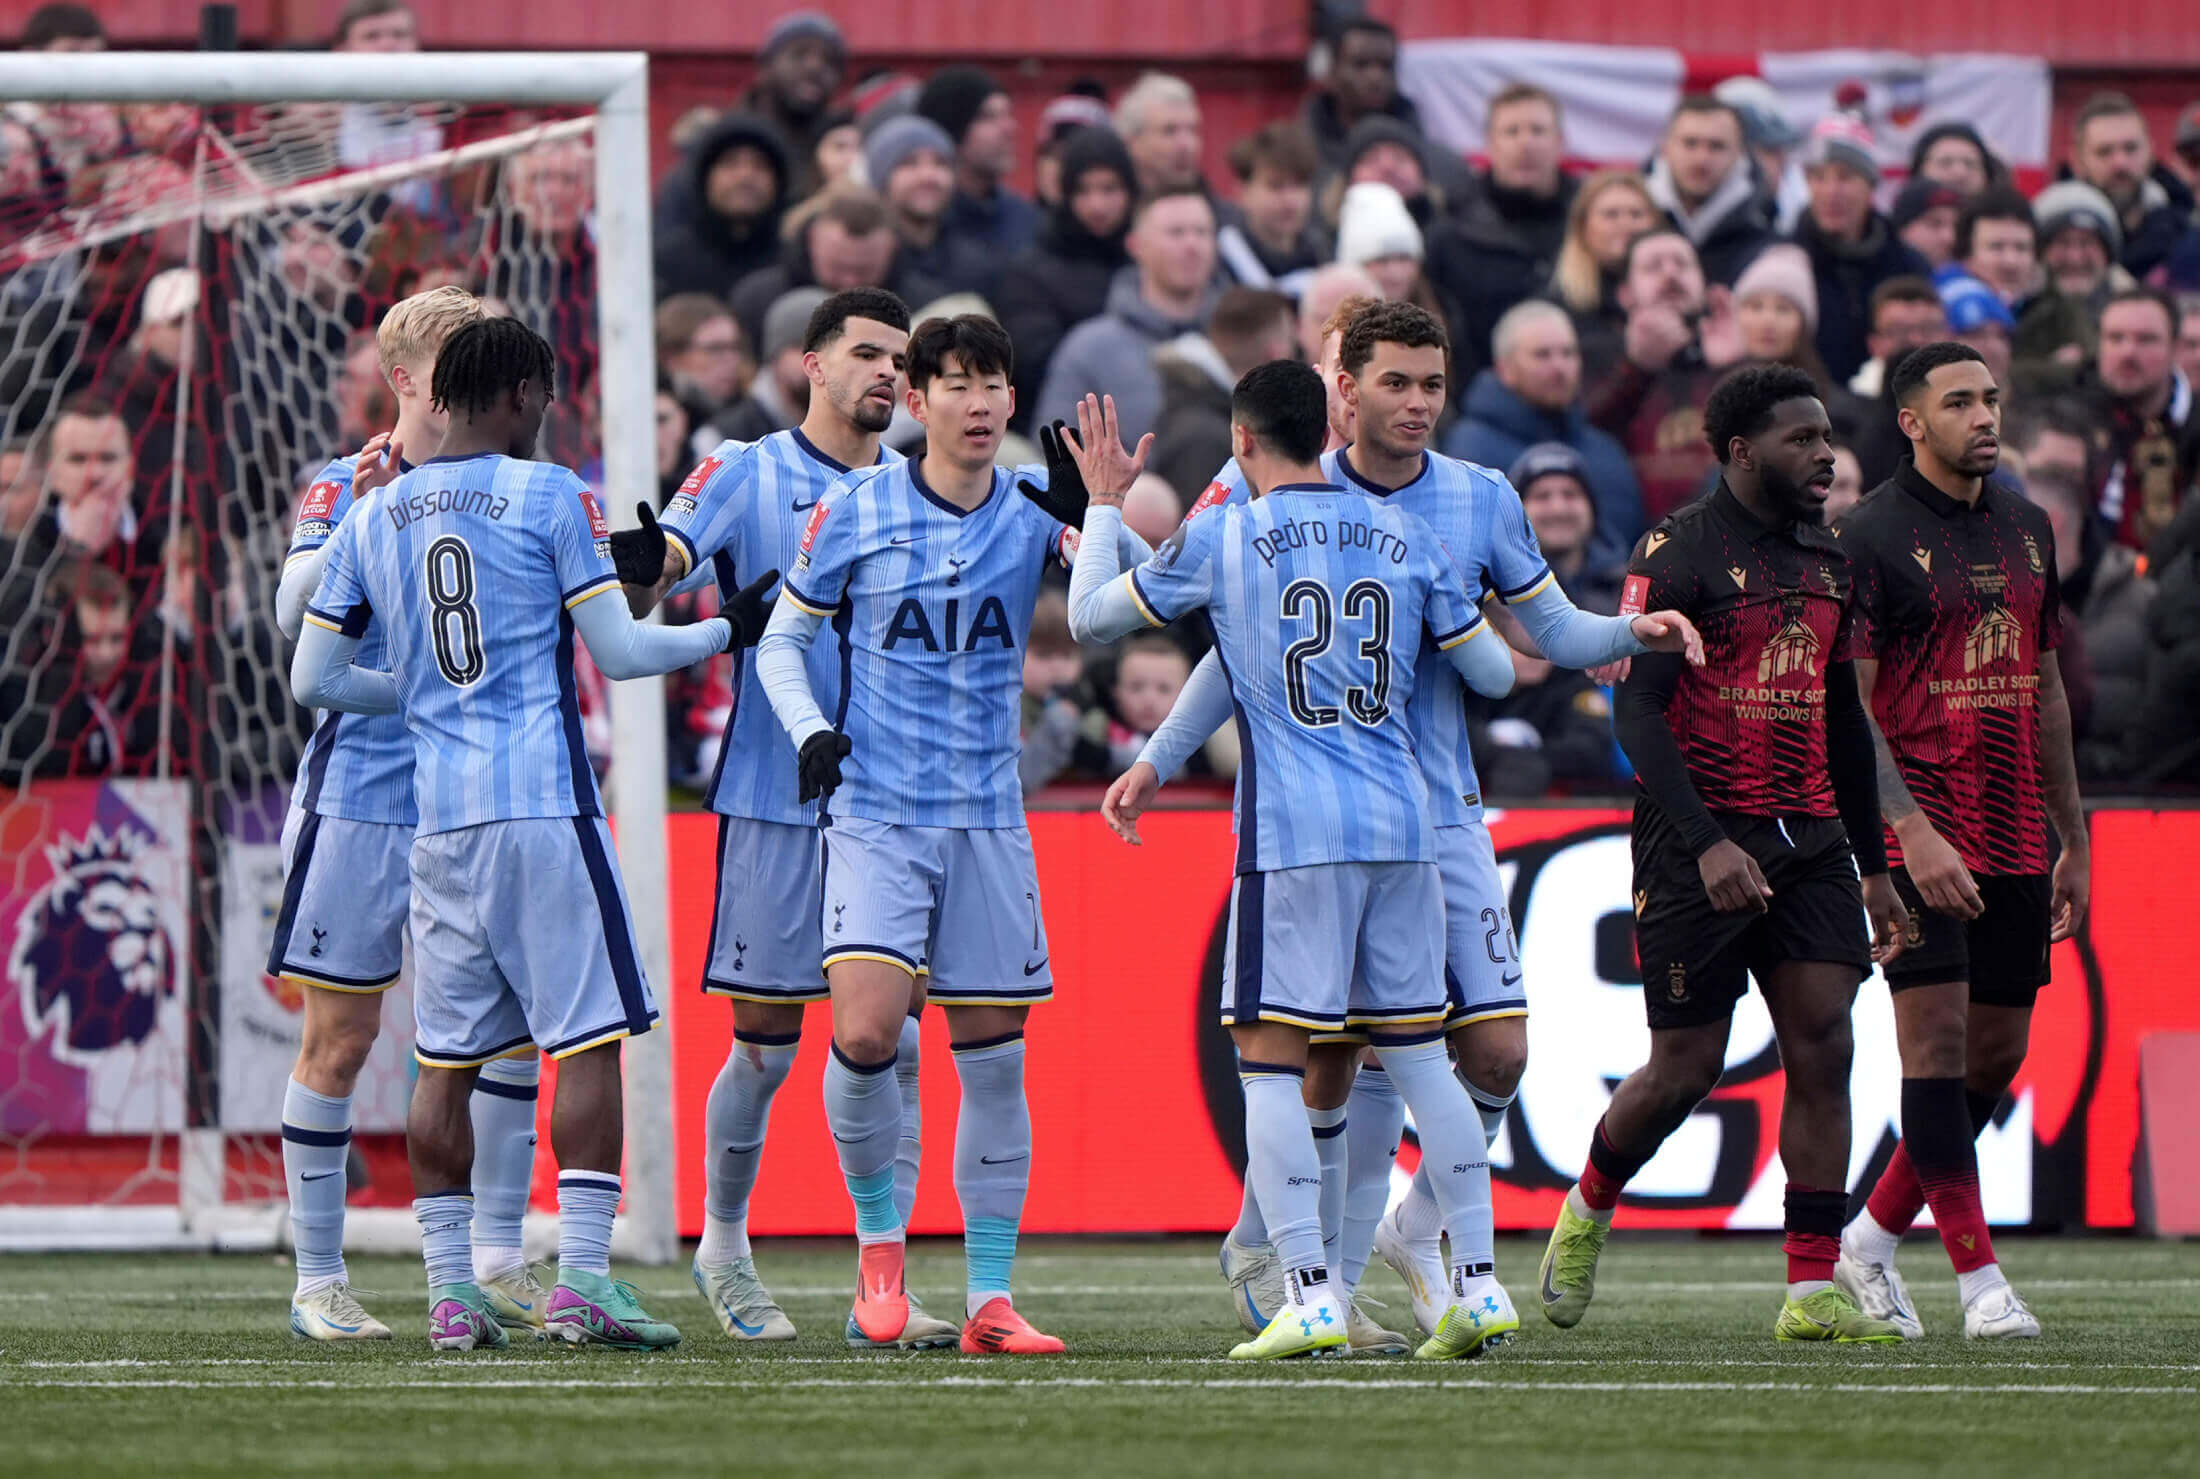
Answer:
[1252,517,1411,569]
[385,485,512,531]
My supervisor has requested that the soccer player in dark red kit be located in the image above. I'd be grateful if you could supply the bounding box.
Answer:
[1832,342,2084,1340]
[1537,365,1909,1343]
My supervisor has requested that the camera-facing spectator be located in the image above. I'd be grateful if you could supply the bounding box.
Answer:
[1510,441,1624,613]
[1552,170,1660,383]
[14,395,152,592]
[1714,76,1807,231]
[1586,226,1742,520]
[1941,272,2017,386]
[1115,73,1206,198]
[1732,242,1832,388]
[1035,187,1221,446]
[2094,286,2200,549]
[652,114,792,302]
[1219,122,1325,298]
[1301,16,1466,199]
[1792,115,1931,386]
[2023,181,2136,390]
[2067,91,2197,283]
[1033,88,1113,209]
[1824,444,1866,523]
[656,294,751,438]
[915,64,1037,258]
[482,137,598,419]
[729,185,942,358]
[1445,300,1643,563]
[1643,95,1777,288]
[1092,632,1214,775]
[1020,588,1099,794]
[1436,83,1578,387]
[738,11,847,200]
[1891,176,1963,272]
[1334,182,1447,331]
[998,127,1136,430]
[1910,122,2005,199]
[866,115,990,297]
[1150,288,1296,505]
[0,560,174,785]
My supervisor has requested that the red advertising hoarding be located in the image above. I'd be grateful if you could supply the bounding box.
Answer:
[656,805,2200,1237]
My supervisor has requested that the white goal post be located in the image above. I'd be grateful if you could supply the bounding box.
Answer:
[0,51,679,1262]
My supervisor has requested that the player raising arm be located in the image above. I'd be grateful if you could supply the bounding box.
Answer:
[1067,369,1530,1361]
[1536,366,1908,1346]
[291,318,770,1353]
[754,314,1152,1356]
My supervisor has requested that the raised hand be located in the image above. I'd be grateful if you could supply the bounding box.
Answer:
[1065,393,1153,509]
[351,432,404,498]
[1013,420,1090,526]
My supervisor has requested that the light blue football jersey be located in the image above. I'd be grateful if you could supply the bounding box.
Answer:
[779,457,1072,829]
[285,456,416,827]
[1184,449,1553,827]
[308,453,621,836]
[1130,482,1483,872]
[658,430,903,827]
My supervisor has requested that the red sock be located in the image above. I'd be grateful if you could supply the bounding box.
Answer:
[1783,1185,1845,1284]
[1577,1121,1639,1211]
[1864,1144,1927,1234]
[1918,1169,1995,1272]
[1898,1078,1997,1273]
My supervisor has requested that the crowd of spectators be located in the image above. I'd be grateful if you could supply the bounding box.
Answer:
[4,0,2200,797]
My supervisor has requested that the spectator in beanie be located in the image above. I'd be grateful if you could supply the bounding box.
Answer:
[997,126,1136,431]
[1219,121,1326,298]
[2093,285,2200,549]
[1301,14,1471,200]
[811,110,861,191]
[2067,91,2198,283]
[1035,186,1221,444]
[1892,176,1964,272]
[2035,180,2133,311]
[1333,182,1453,343]
[652,113,791,302]
[1443,299,1644,564]
[1732,242,1832,389]
[1149,287,1297,505]
[1115,73,1206,197]
[866,114,991,297]
[1839,276,1947,485]
[1034,88,1112,209]
[2020,458,2154,775]
[1643,94,1778,288]
[738,10,847,199]
[1585,225,1741,521]
[1552,170,1661,384]
[1714,75,1808,231]
[916,64,1038,258]
[1509,441,1626,612]
[1940,271,2017,385]
[1791,114,1931,384]
[1437,83,1580,392]
[1909,122,2005,198]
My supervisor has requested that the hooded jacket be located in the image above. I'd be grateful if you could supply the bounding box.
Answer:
[1429,171,1579,383]
[652,114,792,302]
[1643,154,1778,287]
[996,127,1137,430]
[1034,266,1225,446]
[1791,209,1931,386]
[1441,368,1645,565]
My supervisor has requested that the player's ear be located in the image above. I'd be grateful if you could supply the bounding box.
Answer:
[905,381,927,423]
[803,350,825,389]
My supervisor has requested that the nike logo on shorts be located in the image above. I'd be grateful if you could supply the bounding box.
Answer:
[301,1171,341,1183]
[979,1153,1028,1166]
[1501,972,1522,988]
[1023,957,1048,976]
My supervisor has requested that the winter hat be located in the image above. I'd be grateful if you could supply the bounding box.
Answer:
[863,114,956,192]
[2031,179,2123,260]
[1714,76,1803,152]
[849,71,922,133]
[763,286,831,362]
[1507,442,1592,500]
[1907,122,1999,185]
[1732,243,1819,334]
[1939,271,2015,333]
[1801,114,1879,186]
[1335,182,1423,266]
[916,65,1006,147]
[1040,93,1113,148]
[760,10,844,60]
[1341,115,1428,180]
[1056,125,1135,197]
[1892,176,1963,231]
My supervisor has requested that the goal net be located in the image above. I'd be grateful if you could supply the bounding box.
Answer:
[0,52,675,1257]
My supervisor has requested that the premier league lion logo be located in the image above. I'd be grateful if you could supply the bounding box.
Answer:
[10,825,177,1064]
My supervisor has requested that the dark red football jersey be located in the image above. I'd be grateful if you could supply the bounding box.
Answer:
[1840,463,2063,875]
[1623,484,1854,818]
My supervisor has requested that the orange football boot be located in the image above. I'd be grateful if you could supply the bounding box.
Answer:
[960,1296,1067,1355]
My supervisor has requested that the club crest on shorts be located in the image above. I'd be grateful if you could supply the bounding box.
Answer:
[1666,961,1687,1002]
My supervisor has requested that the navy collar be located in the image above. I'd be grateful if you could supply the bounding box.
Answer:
[1336,445,1429,497]
[789,426,887,476]
[419,451,496,466]
[909,455,996,518]
[1269,481,1346,496]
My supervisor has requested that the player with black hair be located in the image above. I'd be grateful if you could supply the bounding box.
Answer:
[427,316,557,420]
[1539,363,1909,1344]
[1834,341,2076,1340]
[755,313,1157,1355]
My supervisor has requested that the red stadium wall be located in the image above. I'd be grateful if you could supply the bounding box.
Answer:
[631,804,2200,1238]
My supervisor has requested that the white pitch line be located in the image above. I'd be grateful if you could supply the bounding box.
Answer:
[3,1375,2192,1397]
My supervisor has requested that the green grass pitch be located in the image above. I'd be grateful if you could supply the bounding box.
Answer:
[3,1235,2194,1477]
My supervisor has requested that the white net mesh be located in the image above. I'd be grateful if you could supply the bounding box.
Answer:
[0,94,599,1218]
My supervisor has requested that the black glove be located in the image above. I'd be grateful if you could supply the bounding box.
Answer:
[797,730,852,804]
[720,567,781,651]
[609,502,668,586]
[1013,419,1088,527]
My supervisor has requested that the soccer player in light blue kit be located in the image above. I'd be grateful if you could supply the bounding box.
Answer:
[292,318,775,1352]
[756,314,1153,1355]
[623,288,958,1351]
[1067,365,1534,1358]
[266,287,549,1343]
[1108,302,1702,1342]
